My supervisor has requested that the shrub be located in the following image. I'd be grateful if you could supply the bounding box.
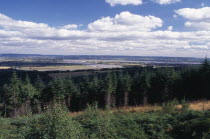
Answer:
[14,104,85,139]
[181,99,190,112]
[162,99,179,114]
[76,104,117,139]
[172,118,210,139]
[0,118,18,139]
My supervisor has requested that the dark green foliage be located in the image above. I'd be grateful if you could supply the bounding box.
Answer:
[181,99,190,112]
[76,104,148,139]
[0,118,18,139]
[171,111,210,139]
[1,63,210,115]
[31,104,83,139]
[200,57,210,73]
[162,99,179,114]
[1,107,209,139]
[5,104,84,139]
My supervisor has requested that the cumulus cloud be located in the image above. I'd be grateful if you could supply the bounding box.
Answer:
[175,7,210,21]
[152,0,181,5]
[88,11,163,32]
[0,12,210,57]
[175,7,210,31]
[105,0,142,6]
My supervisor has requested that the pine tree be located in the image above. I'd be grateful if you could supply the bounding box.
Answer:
[34,75,45,94]
[104,73,113,108]
[50,78,66,103]
[21,75,39,114]
[64,79,77,110]
[21,75,36,102]
[111,73,117,107]
[9,71,21,117]
[116,72,124,107]
[33,75,45,113]
[88,74,100,105]
[200,57,210,73]
[139,71,151,105]
[123,72,132,107]
[1,84,10,117]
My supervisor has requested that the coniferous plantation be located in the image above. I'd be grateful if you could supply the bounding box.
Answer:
[0,59,210,139]
[1,0,210,138]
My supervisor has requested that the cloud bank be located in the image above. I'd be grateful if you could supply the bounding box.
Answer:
[0,11,209,57]
[88,11,163,32]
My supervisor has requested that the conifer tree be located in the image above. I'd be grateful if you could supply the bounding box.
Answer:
[9,71,21,117]
[20,75,38,114]
[123,72,132,107]
[200,57,210,73]
[50,78,66,103]
[139,71,151,105]
[88,74,100,105]
[104,73,114,108]
[34,75,45,95]
[64,79,77,110]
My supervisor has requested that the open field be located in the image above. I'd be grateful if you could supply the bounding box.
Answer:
[19,65,89,71]
[18,64,123,71]
[0,66,10,69]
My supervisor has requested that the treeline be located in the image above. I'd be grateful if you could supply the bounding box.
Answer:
[0,58,210,117]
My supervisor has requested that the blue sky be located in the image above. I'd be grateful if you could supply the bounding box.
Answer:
[0,0,209,57]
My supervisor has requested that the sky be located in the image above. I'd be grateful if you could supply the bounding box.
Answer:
[0,0,209,57]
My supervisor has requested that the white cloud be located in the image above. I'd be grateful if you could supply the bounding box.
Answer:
[0,12,210,57]
[152,0,181,5]
[175,7,210,21]
[185,22,210,30]
[167,26,173,31]
[61,24,78,30]
[88,11,163,32]
[105,0,142,6]
[175,7,210,31]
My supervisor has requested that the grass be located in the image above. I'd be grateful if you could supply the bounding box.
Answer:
[177,100,210,111]
[70,100,210,117]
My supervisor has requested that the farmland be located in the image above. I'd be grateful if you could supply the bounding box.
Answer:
[0,54,203,71]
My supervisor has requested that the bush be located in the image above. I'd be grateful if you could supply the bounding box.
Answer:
[0,118,18,139]
[1,104,210,139]
[162,99,179,114]
[172,118,210,139]
[13,104,85,139]
[76,104,117,139]
[181,99,190,112]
